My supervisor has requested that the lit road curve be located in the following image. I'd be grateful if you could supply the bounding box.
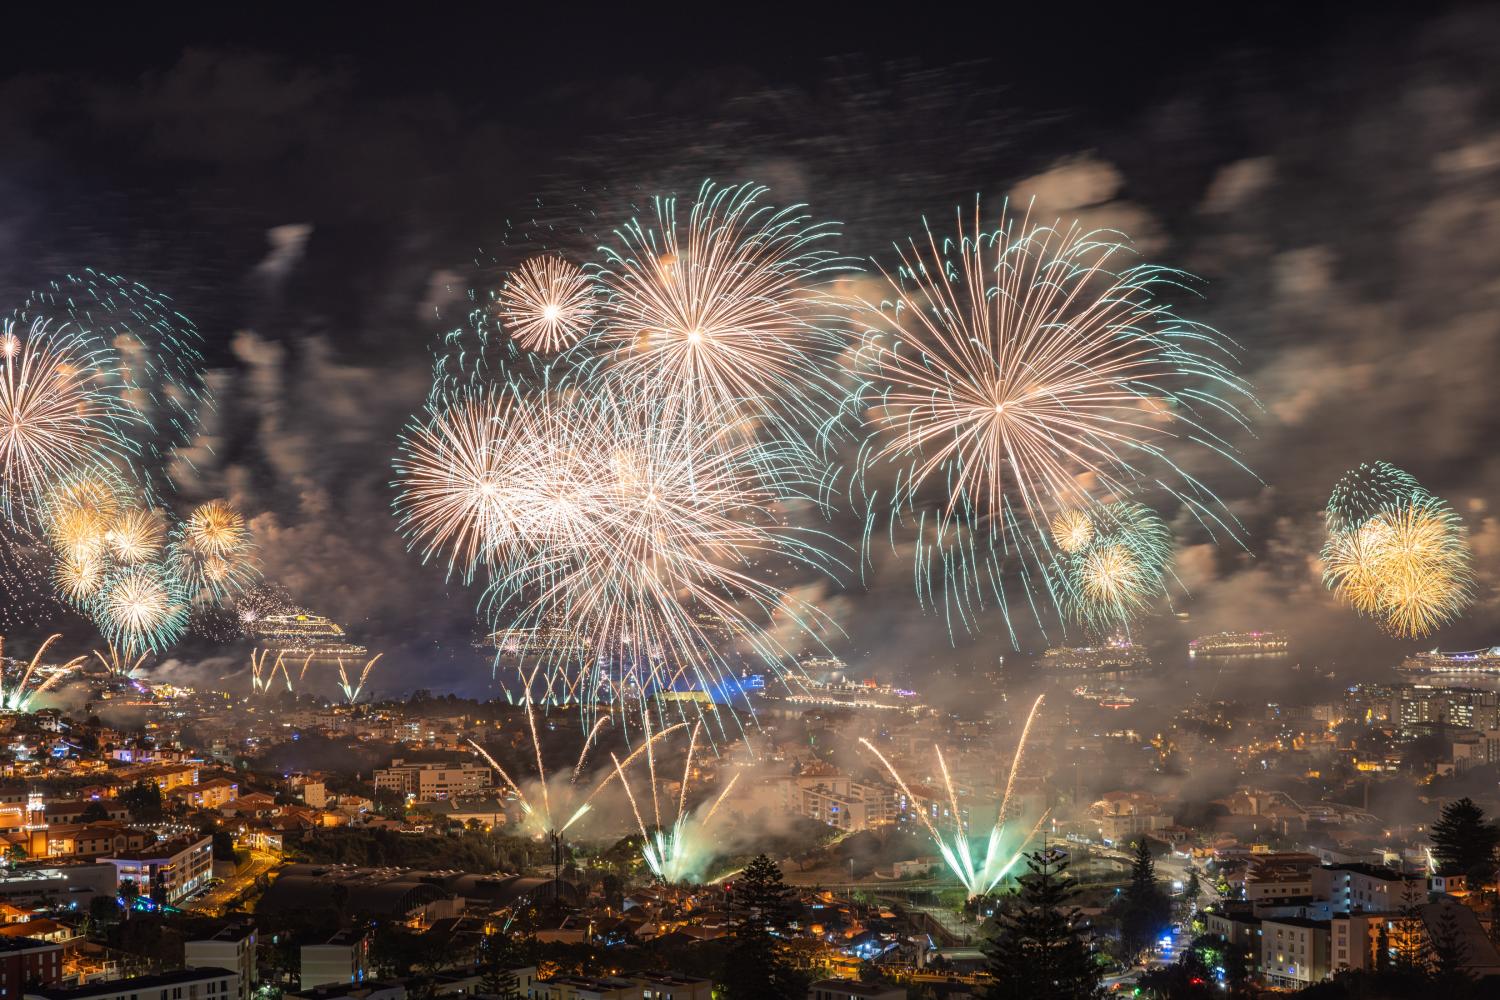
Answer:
[189,849,279,915]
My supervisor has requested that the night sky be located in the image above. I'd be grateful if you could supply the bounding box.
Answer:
[5,6,1499,696]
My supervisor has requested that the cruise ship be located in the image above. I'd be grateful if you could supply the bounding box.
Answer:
[245,612,367,662]
[1399,648,1500,675]
[1188,630,1290,658]
[483,624,592,658]
[1039,639,1152,674]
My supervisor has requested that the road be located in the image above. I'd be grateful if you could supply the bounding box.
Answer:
[190,849,279,914]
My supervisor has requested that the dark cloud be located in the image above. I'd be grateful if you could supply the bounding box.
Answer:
[2,9,1499,694]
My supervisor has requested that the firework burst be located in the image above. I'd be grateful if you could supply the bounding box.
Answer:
[12,270,210,505]
[396,382,842,717]
[91,562,190,656]
[861,694,1049,898]
[1063,502,1173,635]
[106,508,166,564]
[1322,468,1472,638]
[1049,509,1094,554]
[499,255,597,354]
[170,499,259,602]
[0,319,138,521]
[42,472,127,564]
[393,387,542,584]
[851,202,1251,636]
[589,181,852,437]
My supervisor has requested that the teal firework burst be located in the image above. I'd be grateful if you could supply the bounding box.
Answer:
[846,201,1253,640]
[12,270,211,505]
[90,561,192,657]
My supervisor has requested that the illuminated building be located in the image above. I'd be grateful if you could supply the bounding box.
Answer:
[1260,916,1332,990]
[1388,683,1500,735]
[1188,630,1289,657]
[244,612,366,662]
[99,834,213,905]
[372,759,491,801]
[1399,647,1500,674]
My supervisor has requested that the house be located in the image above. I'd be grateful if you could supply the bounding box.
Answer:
[218,793,277,818]
[171,779,240,811]
[807,981,905,1000]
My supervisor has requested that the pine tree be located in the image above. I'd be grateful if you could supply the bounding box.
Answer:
[476,932,522,999]
[1118,837,1172,961]
[984,847,1105,1000]
[720,854,802,1000]
[1429,903,1474,993]
[1430,797,1500,885]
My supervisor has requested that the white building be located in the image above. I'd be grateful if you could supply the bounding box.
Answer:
[186,925,257,1000]
[1312,863,1425,913]
[24,968,238,1000]
[301,929,370,989]
[99,835,212,905]
[372,761,491,801]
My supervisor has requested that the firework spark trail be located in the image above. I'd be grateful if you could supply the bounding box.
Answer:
[611,720,742,883]
[574,715,611,784]
[1,634,85,712]
[849,201,1253,637]
[93,645,149,679]
[249,648,271,692]
[336,653,384,703]
[467,707,687,838]
[860,694,1047,897]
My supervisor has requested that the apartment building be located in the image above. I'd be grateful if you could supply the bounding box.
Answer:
[371,761,490,801]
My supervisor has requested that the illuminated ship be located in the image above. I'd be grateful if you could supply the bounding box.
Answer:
[1399,647,1500,675]
[1188,630,1289,657]
[1072,684,1137,709]
[482,623,591,657]
[1040,639,1151,674]
[244,612,367,662]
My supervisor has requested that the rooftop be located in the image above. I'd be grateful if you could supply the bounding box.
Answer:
[27,968,236,1000]
[808,981,904,996]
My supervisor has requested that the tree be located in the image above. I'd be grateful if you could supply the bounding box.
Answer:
[1430,797,1500,885]
[1429,903,1475,995]
[719,854,802,1000]
[87,894,121,933]
[80,800,110,823]
[477,933,523,999]
[984,847,1104,1000]
[119,779,164,823]
[1117,837,1172,961]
